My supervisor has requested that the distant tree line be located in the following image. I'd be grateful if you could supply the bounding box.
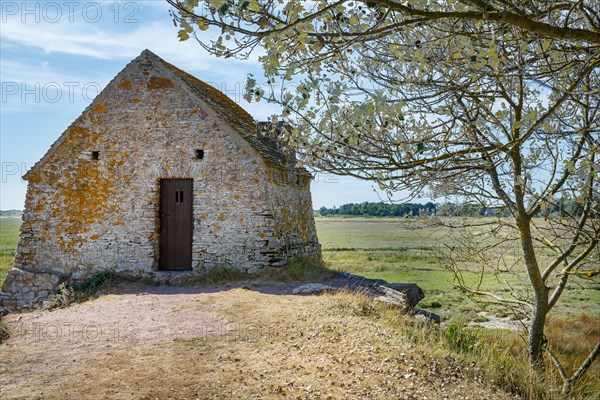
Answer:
[318,202,436,217]
[0,210,22,217]
[318,200,587,218]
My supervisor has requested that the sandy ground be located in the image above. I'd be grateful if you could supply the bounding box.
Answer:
[0,284,518,399]
[472,312,524,331]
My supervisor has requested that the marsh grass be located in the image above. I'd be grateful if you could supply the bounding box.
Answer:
[316,217,600,321]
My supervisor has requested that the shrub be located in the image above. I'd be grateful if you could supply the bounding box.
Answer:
[41,283,85,310]
[73,270,115,294]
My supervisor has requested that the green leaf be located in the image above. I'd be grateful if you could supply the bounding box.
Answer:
[565,160,575,171]
[528,109,537,121]
[196,18,209,31]
[177,30,190,41]
[390,44,401,57]
[180,19,193,33]
[219,3,230,15]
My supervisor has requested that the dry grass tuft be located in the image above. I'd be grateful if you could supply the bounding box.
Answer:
[0,316,10,344]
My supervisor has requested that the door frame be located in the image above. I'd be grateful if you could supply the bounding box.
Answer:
[158,178,193,271]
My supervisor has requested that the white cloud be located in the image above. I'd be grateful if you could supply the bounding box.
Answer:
[0,1,266,114]
[0,2,260,74]
[1,19,200,66]
[0,58,103,85]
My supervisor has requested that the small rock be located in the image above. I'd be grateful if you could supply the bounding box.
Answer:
[292,283,332,295]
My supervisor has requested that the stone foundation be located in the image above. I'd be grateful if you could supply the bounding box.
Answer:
[1,268,66,309]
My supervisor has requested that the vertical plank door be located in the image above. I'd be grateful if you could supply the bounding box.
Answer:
[159,179,193,271]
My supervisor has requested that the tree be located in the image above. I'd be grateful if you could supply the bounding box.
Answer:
[169,0,600,392]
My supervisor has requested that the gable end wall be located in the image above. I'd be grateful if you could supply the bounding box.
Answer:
[1,52,320,309]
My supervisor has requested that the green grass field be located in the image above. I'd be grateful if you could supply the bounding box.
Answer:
[316,217,600,321]
[0,218,20,284]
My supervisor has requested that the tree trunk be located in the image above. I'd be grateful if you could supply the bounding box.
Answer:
[518,217,549,372]
[528,293,548,372]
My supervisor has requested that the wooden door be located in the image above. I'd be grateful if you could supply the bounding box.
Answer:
[159,179,193,271]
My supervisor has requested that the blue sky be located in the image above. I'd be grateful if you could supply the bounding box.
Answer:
[0,0,397,210]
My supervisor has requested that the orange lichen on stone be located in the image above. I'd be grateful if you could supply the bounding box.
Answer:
[258,233,266,239]
[218,213,225,221]
[119,79,133,90]
[91,103,108,114]
[131,98,141,103]
[27,171,42,184]
[70,126,89,137]
[147,76,174,90]
[46,142,128,249]
[33,201,44,212]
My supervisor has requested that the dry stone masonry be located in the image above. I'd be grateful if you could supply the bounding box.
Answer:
[1,50,321,309]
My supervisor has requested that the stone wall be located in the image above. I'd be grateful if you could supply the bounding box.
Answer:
[1,51,320,310]
[263,166,321,266]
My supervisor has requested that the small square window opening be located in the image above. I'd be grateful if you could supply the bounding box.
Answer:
[195,149,204,160]
[91,151,100,160]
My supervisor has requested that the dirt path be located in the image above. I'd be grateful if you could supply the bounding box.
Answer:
[1,284,517,399]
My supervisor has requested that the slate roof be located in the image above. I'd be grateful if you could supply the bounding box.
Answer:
[146,50,290,166]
